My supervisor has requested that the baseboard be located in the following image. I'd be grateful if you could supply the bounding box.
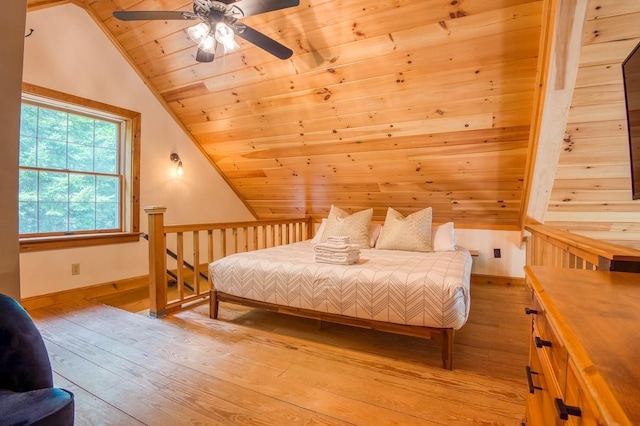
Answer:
[20,275,148,311]
[21,271,524,311]
[470,273,525,286]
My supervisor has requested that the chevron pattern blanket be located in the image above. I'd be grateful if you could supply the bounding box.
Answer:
[209,241,472,329]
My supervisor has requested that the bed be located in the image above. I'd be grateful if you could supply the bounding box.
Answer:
[208,239,472,369]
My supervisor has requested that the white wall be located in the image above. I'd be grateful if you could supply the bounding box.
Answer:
[20,4,254,298]
[455,229,526,277]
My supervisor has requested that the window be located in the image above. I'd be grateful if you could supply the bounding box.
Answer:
[19,83,140,251]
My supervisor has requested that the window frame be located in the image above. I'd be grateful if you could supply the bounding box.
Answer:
[19,83,140,252]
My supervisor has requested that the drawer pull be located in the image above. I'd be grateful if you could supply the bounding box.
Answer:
[526,366,542,394]
[554,398,582,420]
[535,336,552,348]
[525,307,538,315]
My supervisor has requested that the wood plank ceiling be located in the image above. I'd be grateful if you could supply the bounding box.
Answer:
[33,0,544,229]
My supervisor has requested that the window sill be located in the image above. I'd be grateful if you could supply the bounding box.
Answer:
[20,232,141,253]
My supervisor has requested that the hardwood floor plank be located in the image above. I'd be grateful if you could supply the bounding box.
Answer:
[29,282,530,425]
[53,372,146,426]
[33,307,345,426]
[35,305,441,425]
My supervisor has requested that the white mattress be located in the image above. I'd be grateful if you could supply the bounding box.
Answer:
[209,241,472,329]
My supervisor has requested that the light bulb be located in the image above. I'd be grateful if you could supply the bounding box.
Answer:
[214,23,239,53]
[177,160,184,177]
[198,34,217,54]
[187,22,210,44]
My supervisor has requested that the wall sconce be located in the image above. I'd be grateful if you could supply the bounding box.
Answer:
[170,152,184,177]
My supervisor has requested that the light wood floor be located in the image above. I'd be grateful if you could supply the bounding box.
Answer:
[29,282,531,425]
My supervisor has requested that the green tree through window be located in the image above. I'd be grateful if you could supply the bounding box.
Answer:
[19,84,140,252]
[19,101,122,235]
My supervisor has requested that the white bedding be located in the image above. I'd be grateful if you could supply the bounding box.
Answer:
[209,241,472,329]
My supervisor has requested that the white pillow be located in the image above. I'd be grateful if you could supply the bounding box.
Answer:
[369,223,382,247]
[432,222,457,251]
[310,218,327,244]
[320,205,373,248]
[313,219,380,246]
[375,207,432,252]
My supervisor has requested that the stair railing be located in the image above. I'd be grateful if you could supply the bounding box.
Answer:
[525,220,640,272]
[144,206,313,318]
[141,232,207,293]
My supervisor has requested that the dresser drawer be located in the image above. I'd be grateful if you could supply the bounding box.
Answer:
[563,358,602,426]
[530,293,569,395]
[526,334,563,426]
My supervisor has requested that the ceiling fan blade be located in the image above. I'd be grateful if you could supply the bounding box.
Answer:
[196,48,216,63]
[231,0,300,18]
[234,25,293,59]
[112,11,198,21]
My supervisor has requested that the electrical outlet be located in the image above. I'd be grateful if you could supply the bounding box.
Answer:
[493,248,501,258]
[71,263,80,275]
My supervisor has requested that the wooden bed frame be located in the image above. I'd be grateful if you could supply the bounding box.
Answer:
[210,290,455,370]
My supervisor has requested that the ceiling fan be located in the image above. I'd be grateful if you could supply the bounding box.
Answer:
[113,0,299,63]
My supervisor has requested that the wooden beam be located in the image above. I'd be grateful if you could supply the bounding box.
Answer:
[521,0,589,226]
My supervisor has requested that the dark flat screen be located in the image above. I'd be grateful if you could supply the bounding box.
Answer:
[622,41,640,200]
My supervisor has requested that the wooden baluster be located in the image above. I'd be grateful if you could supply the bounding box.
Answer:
[177,232,184,302]
[208,229,214,263]
[220,229,227,258]
[145,206,167,318]
[232,228,238,254]
[242,227,248,252]
[252,226,258,251]
[270,225,276,248]
[193,231,200,296]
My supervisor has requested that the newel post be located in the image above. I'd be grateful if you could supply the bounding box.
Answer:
[145,206,167,318]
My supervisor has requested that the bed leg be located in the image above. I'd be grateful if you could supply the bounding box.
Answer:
[210,290,219,319]
[441,329,454,370]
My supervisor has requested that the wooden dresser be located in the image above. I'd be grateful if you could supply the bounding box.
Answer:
[524,266,640,425]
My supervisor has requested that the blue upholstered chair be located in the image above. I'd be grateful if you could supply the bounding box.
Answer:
[0,293,74,425]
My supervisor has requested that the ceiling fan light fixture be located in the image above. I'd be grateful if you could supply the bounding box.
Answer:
[113,0,300,62]
[214,22,239,53]
[198,34,217,54]
[187,22,211,44]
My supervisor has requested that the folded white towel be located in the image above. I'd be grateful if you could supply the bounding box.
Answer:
[314,245,360,264]
[314,243,361,253]
[315,251,360,261]
[314,236,360,265]
[315,253,360,265]
[326,236,350,245]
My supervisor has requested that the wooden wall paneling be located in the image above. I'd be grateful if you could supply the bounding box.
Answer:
[182,57,539,135]
[129,33,197,69]
[585,0,640,20]
[154,8,542,93]
[553,163,630,180]
[228,170,529,189]
[178,85,535,135]
[80,0,159,22]
[578,39,640,67]
[106,1,194,41]
[550,189,632,204]
[206,127,532,161]
[558,136,630,164]
[571,84,625,106]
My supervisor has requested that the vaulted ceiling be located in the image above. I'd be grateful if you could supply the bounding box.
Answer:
[28,0,544,229]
